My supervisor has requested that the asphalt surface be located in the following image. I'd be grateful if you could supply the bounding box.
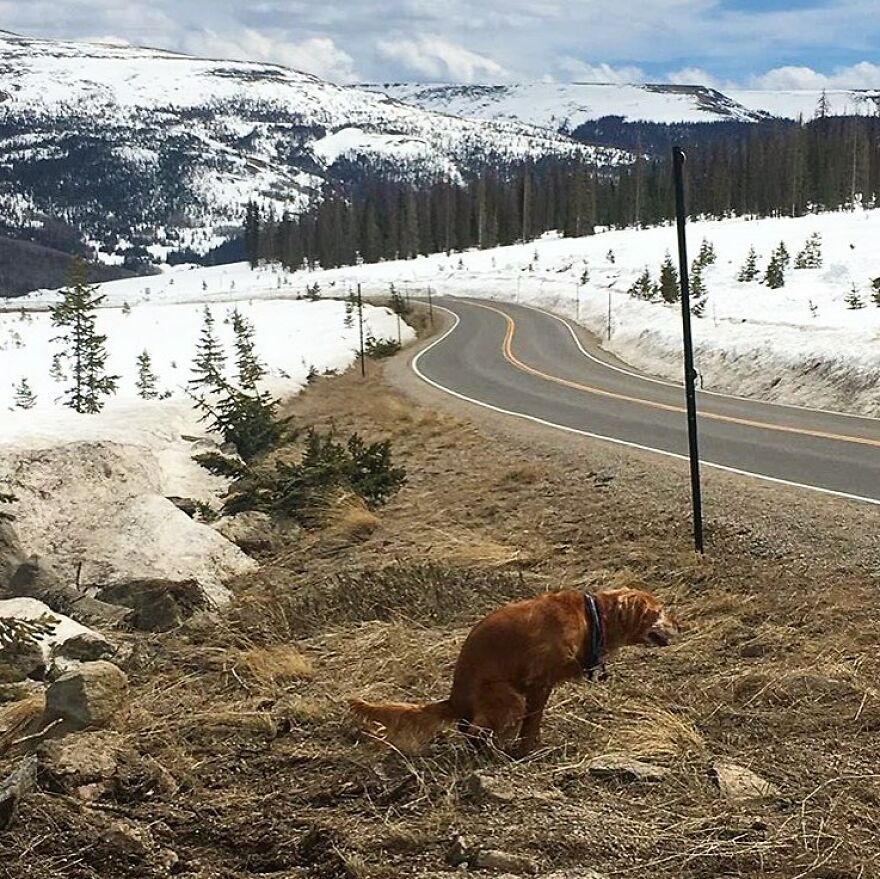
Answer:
[412,298,880,505]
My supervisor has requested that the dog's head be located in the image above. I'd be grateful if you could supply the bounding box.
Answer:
[599,588,681,650]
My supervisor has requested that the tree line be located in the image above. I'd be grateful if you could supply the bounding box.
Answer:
[244,115,880,271]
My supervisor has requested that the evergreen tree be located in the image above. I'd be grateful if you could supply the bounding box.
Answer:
[871,278,880,307]
[658,252,680,303]
[12,377,36,410]
[845,284,866,309]
[776,240,791,269]
[697,238,716,266]
[135,350,159,400]
[606,249,616,264]
[690,259,708,316]
[49,258,119,414]
[190,306,226,391]
[737,246,760,282]
[794,233,823,268]
[230,308,266,389]
[344,292,355,328]
[244,201,261,268]
[764,248,786,289]
[628,267,657,301]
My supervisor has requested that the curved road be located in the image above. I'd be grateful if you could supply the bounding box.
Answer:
[412,298,880,506]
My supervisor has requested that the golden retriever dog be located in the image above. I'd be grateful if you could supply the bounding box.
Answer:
[349,587,680,754]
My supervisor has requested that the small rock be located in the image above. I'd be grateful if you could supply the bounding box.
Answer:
[466,771,517,803]
[0,754,37,831]
[105,818,154,856]
[54,632,114,663]
[38,730,124,794]
[588,755,670,784]
[44,660,129,731]
[739,641,768,658]
[212,511,275,554]
[166,497,198,519]
[445,834,470,867]
[711,760,780,803]
[471,848,539,875]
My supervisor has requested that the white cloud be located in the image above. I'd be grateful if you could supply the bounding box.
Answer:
[181,29,359,83]
[666,67,720,89]
[748,61,880,90]
[377,35,509,83]
[556,57,645,84]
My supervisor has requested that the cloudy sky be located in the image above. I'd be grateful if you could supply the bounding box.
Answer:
[1,0,879,89]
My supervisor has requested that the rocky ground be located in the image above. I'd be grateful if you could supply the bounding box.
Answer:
[2,313,879,879]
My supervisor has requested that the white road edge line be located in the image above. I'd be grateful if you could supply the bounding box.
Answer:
[508,299,880,424]
[412,304,880,508]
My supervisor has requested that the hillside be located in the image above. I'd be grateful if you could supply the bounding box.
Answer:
[0,32,617,270]
[371,82,771,128]
[373,81,880,132]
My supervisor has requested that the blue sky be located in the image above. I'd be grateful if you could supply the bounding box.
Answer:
[1,0,878,88]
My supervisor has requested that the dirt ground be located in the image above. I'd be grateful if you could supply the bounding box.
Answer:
[2,313,880,879]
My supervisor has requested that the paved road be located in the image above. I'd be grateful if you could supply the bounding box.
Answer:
[412,298,880,505]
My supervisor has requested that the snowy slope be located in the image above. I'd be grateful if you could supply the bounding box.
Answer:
[0,31,618,259]
[0,286,412,599]
[369,82,770,128]
[727,89,880,120]
[74,211,876,417]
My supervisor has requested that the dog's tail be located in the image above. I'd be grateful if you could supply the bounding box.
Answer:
[348,697,457,753]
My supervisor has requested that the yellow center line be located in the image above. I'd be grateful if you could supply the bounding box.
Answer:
[470,301,880,450]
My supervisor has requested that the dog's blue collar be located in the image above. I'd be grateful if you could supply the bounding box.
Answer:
[583,593,607,681]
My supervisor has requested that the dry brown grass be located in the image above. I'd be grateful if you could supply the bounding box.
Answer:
[238,645,314,687]
[320,492,380,542]
[0,692,44,755]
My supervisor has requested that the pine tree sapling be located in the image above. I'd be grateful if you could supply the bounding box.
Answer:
[737,246,760,282]
[845,284,866,309]
[49,257,120,414]
[628,267,657,301]
[230,308,266,389]
[658,252,680,303]
[135,350,159,400]
[764,244,787,289]
[189,306,226,391]
[690,259,708,316]
[794,233,823,269]
[871,278,880,307]
[697,238,717,267]
[12,378,37,410]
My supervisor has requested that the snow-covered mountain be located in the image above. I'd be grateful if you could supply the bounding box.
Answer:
[726,89,880,120]
[369,82,772,129]
[0,31,621,264]
[372,81,880,130]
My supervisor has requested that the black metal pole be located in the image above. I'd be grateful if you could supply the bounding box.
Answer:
[357,282,365,378]
[672,146,704,554]
[427,285,434,327]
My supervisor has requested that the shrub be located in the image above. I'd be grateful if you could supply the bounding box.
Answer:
[196,428,406,526]
[365,336,401,359]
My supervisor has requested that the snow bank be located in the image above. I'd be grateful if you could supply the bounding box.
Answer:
[0,294,413,600]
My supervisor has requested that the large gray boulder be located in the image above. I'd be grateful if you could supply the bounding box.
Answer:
[44,660,129,732]
[0,519,25,598]
[96,578,206,632]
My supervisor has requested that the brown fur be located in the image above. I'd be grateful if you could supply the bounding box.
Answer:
[349,587,680,754]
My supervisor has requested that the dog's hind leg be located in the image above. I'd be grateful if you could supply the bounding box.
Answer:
[469,683,527,753]
[517,684,552,756]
